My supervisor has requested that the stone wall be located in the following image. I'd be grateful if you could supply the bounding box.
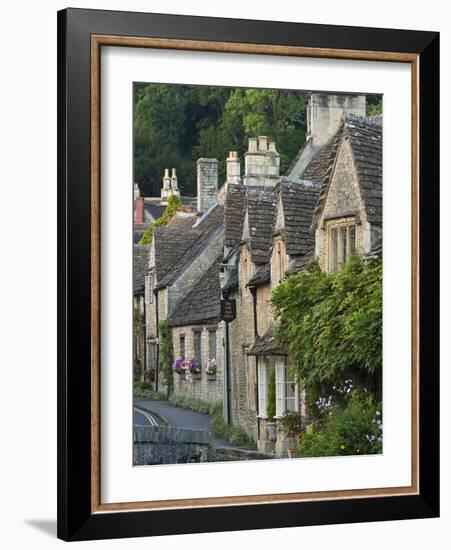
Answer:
[171,323,224,405]
[197,158,218,213]
[133,425,211,465]
[226,245,260,440]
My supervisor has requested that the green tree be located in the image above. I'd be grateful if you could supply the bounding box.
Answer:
[134,83,309,196]
[366,94,383,117]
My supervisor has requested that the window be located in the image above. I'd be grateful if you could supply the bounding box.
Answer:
[330,227,338,272]
[349,224,356,254]
[179,334,185,359]
[275,358,298,417]
[258,358,269,417]
[328,222,356,272]
[208,329,216,359]
[193,330,202,362]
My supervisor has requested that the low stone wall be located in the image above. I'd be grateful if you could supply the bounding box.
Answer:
[133,425,212,465]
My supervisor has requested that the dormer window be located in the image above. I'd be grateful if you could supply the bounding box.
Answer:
[327,219,357,272]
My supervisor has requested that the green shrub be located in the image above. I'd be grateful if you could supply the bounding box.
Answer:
[168,395,218,416]
[297,390,382,458]
[211,411,230,440]
[133,380,166,400]
[229,425,254,447]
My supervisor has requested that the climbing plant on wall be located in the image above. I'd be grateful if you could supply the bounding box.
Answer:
[139,195,182,245]
[158,319,174,395]
[271,257,382,400]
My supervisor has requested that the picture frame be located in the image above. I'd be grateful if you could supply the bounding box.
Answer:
[57,7,439,541]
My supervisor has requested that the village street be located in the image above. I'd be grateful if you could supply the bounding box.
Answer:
[134,397,233,449]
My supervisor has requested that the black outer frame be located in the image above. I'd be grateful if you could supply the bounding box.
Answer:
[57,8,439,542]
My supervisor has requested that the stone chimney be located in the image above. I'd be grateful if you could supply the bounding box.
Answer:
[243,136,280,186]
[133,182,141,200]
[197,158,218,213]
[161,168,180,203]
[135,196,145,224]
[226,151,241,184]
[171,168,179,191]
[306,92,366,148]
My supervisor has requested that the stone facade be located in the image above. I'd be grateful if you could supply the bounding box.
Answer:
[135,92,382,460]
[171,323,224,405]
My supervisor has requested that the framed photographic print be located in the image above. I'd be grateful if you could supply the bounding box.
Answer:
[57,8,439,541]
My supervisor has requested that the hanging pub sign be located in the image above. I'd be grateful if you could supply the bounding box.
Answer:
[221,298,236,322]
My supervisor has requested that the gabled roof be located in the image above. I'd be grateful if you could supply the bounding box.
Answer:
[277,177,321,257]
[247,263,270,287]
[245,186,278,265]
[247,326,286,356]
[168,258,222,327]
[301,135,338,185]
[143,201,165,221]
[311,113,382,230]
[224,184,246,248]
[133,244,150,294]
[153,227,201,282]
[166,212,197,231]
[156,204,224,289]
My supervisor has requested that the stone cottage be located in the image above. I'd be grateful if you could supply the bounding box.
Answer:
[143,162,224,400]
[220,92,382,455]
[135,90,382,457]
[133,244,150,373]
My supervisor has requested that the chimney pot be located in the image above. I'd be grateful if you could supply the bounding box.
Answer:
[248,137,258,152]
[226,151,241,184]
[258,136,268,151]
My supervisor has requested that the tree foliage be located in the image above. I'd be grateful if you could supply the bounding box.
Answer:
[139,195,182,245]
[134,84,308,196]
[366,95,383,117]
[271,257,382,396]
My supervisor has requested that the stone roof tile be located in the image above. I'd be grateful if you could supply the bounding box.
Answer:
[168,258,222,327]
[133,244,150,294]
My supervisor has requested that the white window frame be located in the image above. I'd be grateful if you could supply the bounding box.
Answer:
[275,357,299,417]
[257,358,268,418]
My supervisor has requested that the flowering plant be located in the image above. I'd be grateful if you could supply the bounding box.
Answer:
[172,358,185,374]
[204,358,217,375]
[186,358,202,374]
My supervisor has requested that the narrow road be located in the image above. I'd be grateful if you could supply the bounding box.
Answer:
[133,397,234,449]
[133,406,162,427]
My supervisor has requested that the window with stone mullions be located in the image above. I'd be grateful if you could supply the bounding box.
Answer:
[193,331,202,362]
[208,329,216,360]
[179,335,185,359]
[329,222,356,271]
